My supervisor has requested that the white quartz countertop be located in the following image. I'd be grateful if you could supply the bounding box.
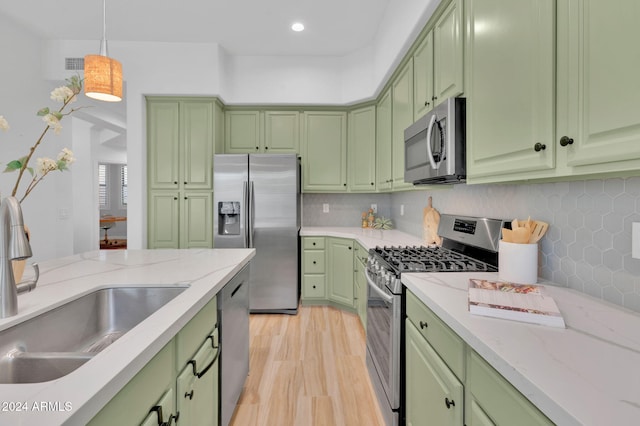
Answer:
[0,248,254,426]
[300,226,425,249]
[403,272,640,426]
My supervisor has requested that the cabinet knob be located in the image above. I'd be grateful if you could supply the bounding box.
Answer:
[173,197,178,200]
[560,136,574,146]
[424,100,430,106]
[265,146,269,150]
[313,261,317,264]
[534,142,546,152]
[185,390,194,400]
[370,182,374,186]
[419,321,428,329]
[312,242,316,246]
[445,398,456,409]
[184,181,187,185]
[174,181,178,185]
[348,247,352,250]
[255,146,259,150]
[312,285,316,289]
[184,196,188,200]
[343,183,347,187]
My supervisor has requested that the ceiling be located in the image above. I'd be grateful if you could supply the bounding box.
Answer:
[2,0,392,56]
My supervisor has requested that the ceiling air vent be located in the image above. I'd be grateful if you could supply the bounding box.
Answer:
[65,57,85,71]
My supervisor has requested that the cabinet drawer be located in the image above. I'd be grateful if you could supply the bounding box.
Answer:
[467,350,553,425]
[303,275,326,298]
[303,250,325,273]
[303,237,325,250]
[406,290,465,380]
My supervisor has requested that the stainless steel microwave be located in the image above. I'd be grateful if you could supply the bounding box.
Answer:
[404,97,466,185]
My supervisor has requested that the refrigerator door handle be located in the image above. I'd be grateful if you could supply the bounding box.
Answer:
[248,181,255,248]
[243,181,249,248]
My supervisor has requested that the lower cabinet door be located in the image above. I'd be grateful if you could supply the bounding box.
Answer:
[177,329,219,426]
[405,320,464,426]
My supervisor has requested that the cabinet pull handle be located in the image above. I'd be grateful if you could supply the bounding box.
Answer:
[445,398,455,409]
[560,136,574,146]
[185,390,194,400]
[534,143,546,152]
[419,321,428,329]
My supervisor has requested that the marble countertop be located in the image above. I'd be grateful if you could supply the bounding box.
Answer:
[403,272,640,426]
[301,227,640,425]
[0,248,255,426]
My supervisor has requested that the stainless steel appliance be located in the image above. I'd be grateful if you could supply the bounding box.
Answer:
[218,264,250,426]
[404,97,466,185]
[213,154,301,314]
[365,214,506,425]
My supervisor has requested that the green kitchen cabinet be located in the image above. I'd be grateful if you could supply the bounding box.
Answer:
[555,0,640,174]
[301,237,327,301]
[264,111,300,153]
[433,0,464,103]
[466,349,553,426]
[88,340,177,426]
[224,110,262,153]
[465,0,555,180]
[353,241,368,331]
[301,111,348,192]
[405,319,464,426]
[147,98,215,190]
[391,59,415,190]
[348,105,377,192]
[148,190,212,249]
[376,88,393,191]
[413,31,435,120]
[327,237,355,308]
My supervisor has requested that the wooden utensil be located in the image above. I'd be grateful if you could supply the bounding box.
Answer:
[512,227,531,244]
[528,221,549,243]
[501,228,513,243]
[422,196,442,245]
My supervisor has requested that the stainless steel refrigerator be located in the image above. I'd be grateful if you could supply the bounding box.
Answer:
[213,154,300,314]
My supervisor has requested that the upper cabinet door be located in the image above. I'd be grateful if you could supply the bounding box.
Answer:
[148,100,180,190]
[392,59,415,190]
[301,111,348,192]
[557,0,640,169]
[264,111,300,153]
[414,31,435,120]
[225,110,262,153]
[433,0,464,103]
[465,0,555,180]
[376,89,393,191]
[348,105,377,192]
[181,101,214,189]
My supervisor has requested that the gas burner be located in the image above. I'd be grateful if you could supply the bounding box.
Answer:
[372,245,496,274]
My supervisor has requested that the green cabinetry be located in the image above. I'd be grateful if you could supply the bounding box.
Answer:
[301,111,348,192]
[327,237,355,309]
[353,241,368,332]
[465,0,555,180]
[224,110,300,153]
[348,105,377,192]
[405,289,552,426]
[147,97,218,249]
[301,236,356,312]
[301,237,327,301]
[413,0,463,121]
[376,89,393,191]
[391,60,415,190]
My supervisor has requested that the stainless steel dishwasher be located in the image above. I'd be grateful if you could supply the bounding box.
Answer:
[218,264,250,426]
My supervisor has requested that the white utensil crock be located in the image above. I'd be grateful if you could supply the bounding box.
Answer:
[498,240,538,284]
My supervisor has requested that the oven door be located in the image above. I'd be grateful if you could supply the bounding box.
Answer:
[365,270,401,412]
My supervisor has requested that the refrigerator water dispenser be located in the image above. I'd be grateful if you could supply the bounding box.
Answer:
[218,201,241,235]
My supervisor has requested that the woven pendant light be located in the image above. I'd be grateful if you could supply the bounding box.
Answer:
[84,0,123,102]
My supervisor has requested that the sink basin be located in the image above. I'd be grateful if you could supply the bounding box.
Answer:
[0,286,187,383]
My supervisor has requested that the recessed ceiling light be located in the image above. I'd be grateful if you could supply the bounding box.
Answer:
[291,22,305,32]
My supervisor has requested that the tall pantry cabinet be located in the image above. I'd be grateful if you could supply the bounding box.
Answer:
[147,97,221,249]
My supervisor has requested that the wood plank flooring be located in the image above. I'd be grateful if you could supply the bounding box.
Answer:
[230,306,385,426]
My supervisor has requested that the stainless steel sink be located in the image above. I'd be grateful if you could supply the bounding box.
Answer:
[0,286,187,383]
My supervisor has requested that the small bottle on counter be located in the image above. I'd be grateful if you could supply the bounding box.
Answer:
[362,212,368,228]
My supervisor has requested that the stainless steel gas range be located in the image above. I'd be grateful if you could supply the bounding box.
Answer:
[364,214,507,425]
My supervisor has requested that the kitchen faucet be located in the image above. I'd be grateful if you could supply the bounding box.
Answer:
[0,196,32,319]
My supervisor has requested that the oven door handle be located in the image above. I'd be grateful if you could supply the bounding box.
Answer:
[365,269,394,304]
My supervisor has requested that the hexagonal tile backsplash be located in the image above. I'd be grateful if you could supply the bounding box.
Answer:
[304,176,640,314]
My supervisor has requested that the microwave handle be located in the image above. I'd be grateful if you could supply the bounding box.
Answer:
[426,113,439,170]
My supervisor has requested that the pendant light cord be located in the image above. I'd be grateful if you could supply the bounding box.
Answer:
[99,0,109,57]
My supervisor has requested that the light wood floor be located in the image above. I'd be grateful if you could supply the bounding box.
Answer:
[230,305,386,426]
